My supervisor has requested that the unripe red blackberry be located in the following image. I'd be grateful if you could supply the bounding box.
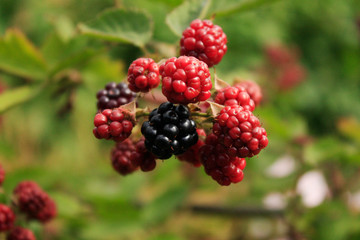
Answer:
[160,56,212,104]
[213,105,268,158]
[111,138,157,175]
[235,81,262,106]
[141,102,198,159]
[177,129,206,167]
[93,108,135,142]
[0,163,5,186]
[0,204,15,232]
[127,58,160,93]
[180,19,227,67]
[7,227,36,240]
[13,181,57,223]
[199,134,246,186]
[111,139,138,175]
[214,86,255,111]
[96,82,136,110]
[133,138,157,172]
[278,64,306,90]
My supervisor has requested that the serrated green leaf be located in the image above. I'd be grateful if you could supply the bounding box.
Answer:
[208,0,280,16]
[0,29,47,80]
[142,185,188,224]
[78,8,153,47]
[166,0,211,36]
[0,86,39,113]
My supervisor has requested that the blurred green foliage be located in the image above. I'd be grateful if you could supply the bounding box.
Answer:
[0,0,360,239]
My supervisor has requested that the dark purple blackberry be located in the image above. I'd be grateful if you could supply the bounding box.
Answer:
[96,82,137,110]
[141,102,198,159]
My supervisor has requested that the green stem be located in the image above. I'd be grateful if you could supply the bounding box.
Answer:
[191,112,211,118]
[136,111,150,119]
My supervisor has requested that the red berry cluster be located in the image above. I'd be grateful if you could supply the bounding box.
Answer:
[92,18,269,187]
[0,204,15,232]
[14,181,57,223]
[200,133,246,186]
[213,105,268,158]
[127,58,160,93]
[7,227,36,240]
[180,19,227,67]
[93,108,135,141]
[0,163,5,186]
[264,44,306,90]
[160,56,212,104]
[111,137,156,175]
[214,85,255,111]
[0,166,56,239]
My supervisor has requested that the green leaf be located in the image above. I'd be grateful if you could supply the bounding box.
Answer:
[0,86,39,113]
[166,0,211,36]
[208,0,280,16]
[142,185,188,224]
[0,29,47,80]
[78,8,153,47]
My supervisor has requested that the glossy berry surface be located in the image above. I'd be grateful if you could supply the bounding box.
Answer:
[180,19,227,67]
[93,108,135,142]
[215,86,255,111]
[213,105,268,158]
[14,181,57,223]
[200,133,247,186]
[160,56,212,104]
[0,204,15,232]
[177,129,206,167]
[141,102,198,159]
[127,58,160,93]
[7,227,36,240]
[235,81,262,106]
[96,82,136,110]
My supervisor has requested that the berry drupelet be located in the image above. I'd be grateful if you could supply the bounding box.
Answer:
[215,85,255,111]
[13,181,57,223]
[160,56,212,104]
[213,105,268,158]
[141,102,198,159]
[96,82,136,110]
[235,80,262,106]
[180,19,227,67]
[127,58,160,93]
[93,108,135,142]
[177,129,206,167]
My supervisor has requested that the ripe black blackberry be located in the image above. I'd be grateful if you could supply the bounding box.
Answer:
[96,82,137,110]
[141,102,198,159]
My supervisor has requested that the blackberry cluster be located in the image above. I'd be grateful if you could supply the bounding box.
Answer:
[7,227,36,240]
[127,58,160,92]
[177,129,206,167]
[93,108,134,142]
[14,181,57,223]
[200,134,246,186]
[0,163,5,186]
[235,81,262,106]
[160,56,212,104]
[180,19,227,67]
[111,137,156,175]
[141,102,198,159]
[0,204,15,232]
[213,105,268,158]
[96,82,136,110]
[214,86,255,111]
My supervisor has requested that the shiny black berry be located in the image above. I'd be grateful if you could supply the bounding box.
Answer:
[141,102,198,159]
